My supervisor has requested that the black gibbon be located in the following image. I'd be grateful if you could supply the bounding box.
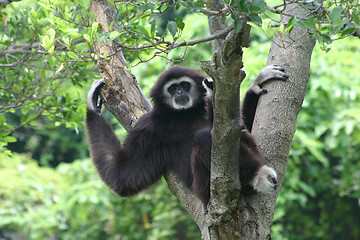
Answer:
[85,65,288,205]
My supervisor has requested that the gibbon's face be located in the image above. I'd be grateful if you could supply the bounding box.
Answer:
[163,77,199,110]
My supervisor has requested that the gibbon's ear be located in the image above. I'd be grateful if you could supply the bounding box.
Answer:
[87,79,105,113]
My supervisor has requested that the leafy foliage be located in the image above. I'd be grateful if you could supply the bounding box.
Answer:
[0,153,200,240]
[273,39,360,240]
[248,1,360,51]
[0,0,99,151]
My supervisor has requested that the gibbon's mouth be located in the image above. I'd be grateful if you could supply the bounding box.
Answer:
[175,96,190,105]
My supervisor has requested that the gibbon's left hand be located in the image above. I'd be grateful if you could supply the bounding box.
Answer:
[87,79,104,113]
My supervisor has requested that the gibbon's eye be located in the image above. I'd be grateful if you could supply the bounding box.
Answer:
[180,81,191,91]
[168,84,177,94]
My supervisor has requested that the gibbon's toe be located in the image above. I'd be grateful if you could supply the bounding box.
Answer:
[251,165,278,193]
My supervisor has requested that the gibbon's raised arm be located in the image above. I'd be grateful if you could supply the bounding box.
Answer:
[241,65,288,132]
[85,80,165,196]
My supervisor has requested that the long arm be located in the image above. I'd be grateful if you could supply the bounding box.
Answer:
[241,65,288,132]
[86,81,165,196]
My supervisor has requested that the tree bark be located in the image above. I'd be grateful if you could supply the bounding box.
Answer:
[90,0,151,131]
[201,2,252,239]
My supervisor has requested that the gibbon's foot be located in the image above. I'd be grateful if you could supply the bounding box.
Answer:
[250,165,278,192]
[250,65,289,95]
[87,79,104,113]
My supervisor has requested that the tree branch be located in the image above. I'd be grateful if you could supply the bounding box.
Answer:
[90,0,151,131]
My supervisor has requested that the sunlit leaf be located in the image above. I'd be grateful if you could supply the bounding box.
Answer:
[330,6,342,24]
[167,21,177,37]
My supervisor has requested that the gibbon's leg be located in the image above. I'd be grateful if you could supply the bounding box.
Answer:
[191,128,212,206]
[250,165,278,192]
[86,80,165,196]
[242,65,288,132]
[239,132,278,193]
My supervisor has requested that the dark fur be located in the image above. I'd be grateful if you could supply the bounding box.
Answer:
[86,66,269,205]
[190,89,268,205]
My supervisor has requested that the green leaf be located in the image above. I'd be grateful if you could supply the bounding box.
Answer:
[352,11,359,25]
[4,136,16,143]
[115,6,122,22]
[314,32,323,43]
[330,6,342,24]
[288,16,296,26]
[234,19,243,32]
[25,114,38,123]
[247,22,263,33]
[83,34,91,43]
[341,26,356,37]
[37,2,50,11]
[160,4,167,13]
[92,22,100,32]
[286,16,296,33]
[175,17,185,30]
[249,0,266,13]
[167,21,177,37]
[48,45,55,55]
[67,51,79,60]
[296,20,316,31]
[56,63,65,74]
[248,14,262,24]
[48,28,56,40]
[136,26,150,41]
[99,32,110,44]
[109,31,121,40]
[0,131,11,137]
[42,35,50,49]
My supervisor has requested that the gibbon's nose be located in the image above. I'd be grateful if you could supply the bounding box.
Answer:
[177,89,184,96]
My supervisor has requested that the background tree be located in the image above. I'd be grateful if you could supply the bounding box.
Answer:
[1,0,359,239]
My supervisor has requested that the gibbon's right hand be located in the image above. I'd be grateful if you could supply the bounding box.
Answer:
[87,79,104,113]
[202,78,214,99]
[250,65,288,95]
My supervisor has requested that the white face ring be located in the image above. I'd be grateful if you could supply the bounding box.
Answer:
[163,77,198,110]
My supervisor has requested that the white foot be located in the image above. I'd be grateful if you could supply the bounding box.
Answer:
[250,165,278,192]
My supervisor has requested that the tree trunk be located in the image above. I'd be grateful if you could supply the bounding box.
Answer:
[238,2,316,239]
[202,1,251,239]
